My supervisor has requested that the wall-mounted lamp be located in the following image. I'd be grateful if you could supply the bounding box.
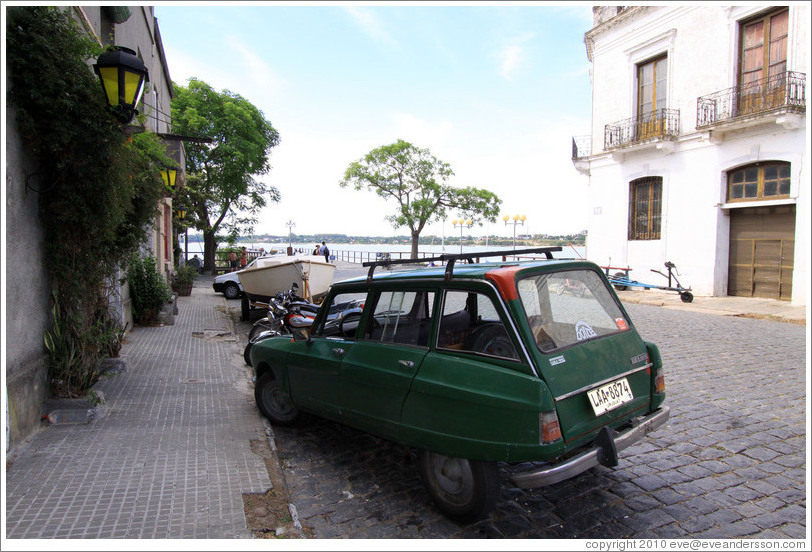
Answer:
[160,167,177,191]
[93,46,149,124]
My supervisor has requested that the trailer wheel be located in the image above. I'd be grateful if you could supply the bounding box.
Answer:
[680,291,693,303]
[612,272,628,291]
[241,296,250,321]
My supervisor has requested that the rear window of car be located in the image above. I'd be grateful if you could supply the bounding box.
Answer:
[517,269,629,352]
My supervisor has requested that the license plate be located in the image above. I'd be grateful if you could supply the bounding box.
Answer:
[587,377,634,416]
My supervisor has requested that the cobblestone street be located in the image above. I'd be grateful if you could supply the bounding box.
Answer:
[268,304,807,538]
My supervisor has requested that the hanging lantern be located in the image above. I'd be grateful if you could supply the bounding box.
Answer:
[160,167,177,191]
[93,46,149,124]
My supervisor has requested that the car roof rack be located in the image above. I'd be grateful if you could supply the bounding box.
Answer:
[362,246,563,283]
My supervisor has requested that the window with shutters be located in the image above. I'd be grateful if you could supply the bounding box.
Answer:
[637,55,667,139]
[628,177,662,240]
[739,8,789,115]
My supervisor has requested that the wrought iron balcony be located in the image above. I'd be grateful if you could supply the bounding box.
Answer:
[604,108,680,150]
[697,71,806,128]
[571,135,591,159]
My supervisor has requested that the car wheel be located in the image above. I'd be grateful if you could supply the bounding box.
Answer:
[254,372,299,425]
[417,450,499,523]
[223,282,241,300]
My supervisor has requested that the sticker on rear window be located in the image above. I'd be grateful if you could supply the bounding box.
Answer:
[615,318,628,331]
[575,321,597,341]
[549,355,566,366]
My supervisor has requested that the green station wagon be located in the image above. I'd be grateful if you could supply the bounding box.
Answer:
[250,247,669,521]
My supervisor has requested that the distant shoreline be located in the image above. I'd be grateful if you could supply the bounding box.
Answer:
[182,233,585,248]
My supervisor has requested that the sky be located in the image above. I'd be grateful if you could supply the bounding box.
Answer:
[154,1,595,239]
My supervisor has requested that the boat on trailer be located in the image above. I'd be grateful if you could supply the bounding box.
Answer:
[237,255,335,306]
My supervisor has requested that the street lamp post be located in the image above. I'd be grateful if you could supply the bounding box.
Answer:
[503,214,527,253]
[177,204,188,264]
[285,220,295,255]
[451,218,473,254]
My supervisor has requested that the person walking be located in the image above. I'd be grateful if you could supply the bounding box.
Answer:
[319,241,330,263]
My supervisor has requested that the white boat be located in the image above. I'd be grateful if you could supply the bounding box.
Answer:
[237,255,335,304]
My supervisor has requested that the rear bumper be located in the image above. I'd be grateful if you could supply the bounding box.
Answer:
[510,406,670,488]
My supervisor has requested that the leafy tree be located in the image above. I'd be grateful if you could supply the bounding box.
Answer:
[340,140,501,257]
[171,78,281,273]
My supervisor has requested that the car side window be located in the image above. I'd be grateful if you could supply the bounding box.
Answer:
[364,290,434,347]
[437,290,519,360]
[315,291,368,339]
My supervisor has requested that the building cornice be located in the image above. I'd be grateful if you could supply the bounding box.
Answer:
[585,6,651,62]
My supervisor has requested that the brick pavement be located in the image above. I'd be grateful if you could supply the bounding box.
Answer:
[5,281,271,539]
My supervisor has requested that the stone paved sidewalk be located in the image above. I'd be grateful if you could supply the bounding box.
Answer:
[5,281,271,539]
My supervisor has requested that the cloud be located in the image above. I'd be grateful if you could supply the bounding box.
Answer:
[390,113,455,149]
[224,36,287,98]
[499,44,525,79]
[343,6,397,47]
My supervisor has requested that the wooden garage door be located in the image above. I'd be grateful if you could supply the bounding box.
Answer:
[728,205,795,300]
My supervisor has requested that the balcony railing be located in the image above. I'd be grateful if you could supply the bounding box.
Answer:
[697,71,806,128]
[604,108,680,150]
[571,135,592,159]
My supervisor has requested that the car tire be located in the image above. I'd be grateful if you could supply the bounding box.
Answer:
[223,282,241,300]
[417,450,499,523]
[254,372,299,425]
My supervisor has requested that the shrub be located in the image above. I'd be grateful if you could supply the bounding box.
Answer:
[173,263,198,286]
[128,254,172,324]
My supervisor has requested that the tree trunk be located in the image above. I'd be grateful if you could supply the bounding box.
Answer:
[203,231,219,274]
[410,231,420,259]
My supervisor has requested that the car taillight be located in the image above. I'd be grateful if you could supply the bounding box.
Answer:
[540,411,562,444]
[654,367,666,394]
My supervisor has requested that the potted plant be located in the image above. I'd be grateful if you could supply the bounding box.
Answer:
[172,264,197,296]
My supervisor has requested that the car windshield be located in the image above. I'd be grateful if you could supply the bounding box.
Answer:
[517,269,629,352]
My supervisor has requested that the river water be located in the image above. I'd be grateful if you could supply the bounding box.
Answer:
[181,240,586,262]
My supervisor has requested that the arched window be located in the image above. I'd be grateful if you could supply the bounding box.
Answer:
[727,162,790,202]
[628,177,662,240]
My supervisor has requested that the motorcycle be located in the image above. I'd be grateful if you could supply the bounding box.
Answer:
[244,283,364,366]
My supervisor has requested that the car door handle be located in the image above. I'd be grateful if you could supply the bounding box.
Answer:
[332,348,345,356]
[398,360,415,369]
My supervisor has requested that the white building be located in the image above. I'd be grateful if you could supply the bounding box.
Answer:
[573,5,808,305]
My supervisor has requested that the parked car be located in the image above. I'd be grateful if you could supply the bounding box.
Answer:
[213,255,275,299]
[249,248,669,522]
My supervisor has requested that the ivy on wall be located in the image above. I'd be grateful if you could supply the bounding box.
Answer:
[7,6,172,396]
